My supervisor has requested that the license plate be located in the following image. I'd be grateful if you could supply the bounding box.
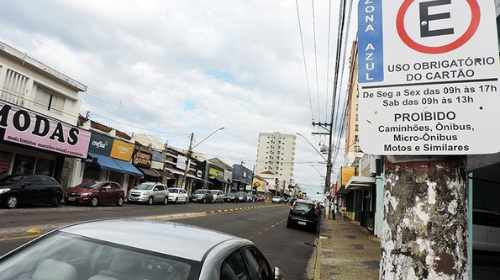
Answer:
[298,221,306,226]
[68,197,76,201]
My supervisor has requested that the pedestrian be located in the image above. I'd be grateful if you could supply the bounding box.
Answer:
[330,200,336,220]
[341,206,347,221]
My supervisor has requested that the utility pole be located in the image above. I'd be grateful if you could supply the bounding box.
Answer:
[180,133,194,193]
[311,122,333,195]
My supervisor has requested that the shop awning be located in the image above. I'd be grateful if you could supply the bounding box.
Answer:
[210,177,227,183]
[155,169,175,179]
[164,167,185,176]
[345,176,375,191]
[88,153,124,174]
[113,159,144,177]
[138,167,160,178]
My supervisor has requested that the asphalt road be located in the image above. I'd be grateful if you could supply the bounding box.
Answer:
[0,201,317,280]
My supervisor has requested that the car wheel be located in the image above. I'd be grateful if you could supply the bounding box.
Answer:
[50,195,61,207]
[203,198,206,204]
[117,197,124,206]
[91,197,99,207]
[148,197,154,205]
[164,197,169,205]
[4,195,18,208]
[175,198,178,204]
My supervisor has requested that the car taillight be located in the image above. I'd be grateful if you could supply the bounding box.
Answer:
[291,203,296,210]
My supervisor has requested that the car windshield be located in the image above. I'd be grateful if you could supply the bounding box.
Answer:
[0,231,201,280]
[295,203,314,211]
[74,181,102,189]
[135,183,155,190]
[194,189,207,194]
[227,193,235,197]
[0,175,24,185]
[168,188,179,193]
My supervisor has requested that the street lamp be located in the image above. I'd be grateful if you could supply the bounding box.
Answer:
[181,127,225,194]
[296,133,327,161]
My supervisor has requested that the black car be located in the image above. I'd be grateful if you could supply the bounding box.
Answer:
[287,199,320,233]
[0,175,63,208]
[225,192,238,202]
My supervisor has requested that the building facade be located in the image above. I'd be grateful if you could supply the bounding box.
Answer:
[255,132,296,189]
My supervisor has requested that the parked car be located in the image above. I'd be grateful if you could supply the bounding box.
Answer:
[210,189,225,203]
[256,195,265,202]
[225,192,238,202]
[0,219,284,280]
[191,189,214,204]
[0,175,63,208]
[287,199,320,233]
[65,181,125,207]
[272,196,284,203]
[167,187,189,204]
[473,209,500,252]
[236,191,248,202]
[128,182,169,205]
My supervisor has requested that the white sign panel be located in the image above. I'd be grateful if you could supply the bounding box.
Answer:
[358,0,500,155]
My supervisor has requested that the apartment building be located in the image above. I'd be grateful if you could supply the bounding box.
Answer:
[255,132,296,191]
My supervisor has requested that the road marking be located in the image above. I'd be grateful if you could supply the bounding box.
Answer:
[0,234,41,242]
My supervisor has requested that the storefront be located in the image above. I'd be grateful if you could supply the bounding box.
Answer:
[83,133,143,194]
[0,100,91,183]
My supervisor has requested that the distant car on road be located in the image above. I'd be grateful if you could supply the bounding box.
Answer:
[225,192,238,202]
[236,191,248,203]
[191,189,214,204]
[210,189,225,203]
[287,199,320,233]
[473,209,500,252]
[256,195,265,202]
[66,181,125,207]
[167,187,188,204]
[128,182,169,205]
[0,219,284,280]
[272,196,284,203]
[0,175,63,209]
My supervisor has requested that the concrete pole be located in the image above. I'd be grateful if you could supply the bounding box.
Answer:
[181,133,193,193]
[380,156,469,279]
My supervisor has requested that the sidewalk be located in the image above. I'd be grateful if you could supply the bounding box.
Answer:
[315,213,381,280]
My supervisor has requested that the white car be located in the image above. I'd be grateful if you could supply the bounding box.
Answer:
[210,190,225,203]
[167,188,188,204]
[473,209,500,252]
[0,220,284,280]
[272,196,283,203]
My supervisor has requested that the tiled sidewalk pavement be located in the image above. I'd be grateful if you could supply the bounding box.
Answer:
[315,214,381,280]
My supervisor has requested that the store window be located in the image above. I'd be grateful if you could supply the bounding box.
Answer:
[13,154,36,175]
[0,151,12,176]
[35,158,55,176]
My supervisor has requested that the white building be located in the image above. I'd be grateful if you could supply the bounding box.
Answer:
[255,132,296,190]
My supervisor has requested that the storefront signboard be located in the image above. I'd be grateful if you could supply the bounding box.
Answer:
[132,150,152,167]
[110,139,134,161]
[0,100,91,158]
[88,133,113,156]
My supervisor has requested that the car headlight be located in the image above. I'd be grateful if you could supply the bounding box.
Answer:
[81,192,92,196]
[0,188,11,194]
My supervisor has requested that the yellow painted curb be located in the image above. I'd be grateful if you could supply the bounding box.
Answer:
[210,211,215,214]
[152,216,158,220]
[218,210,222,213]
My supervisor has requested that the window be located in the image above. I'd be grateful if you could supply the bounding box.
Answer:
[241,247,272,280]
[34,85,66,115]
[220,250,250,280]
[3,69,28,105]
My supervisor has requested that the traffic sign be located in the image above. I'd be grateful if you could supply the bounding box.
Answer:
[358,0,500,155]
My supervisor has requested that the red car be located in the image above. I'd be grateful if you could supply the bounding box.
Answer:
[256,195,265,202]
[65,181,124,207]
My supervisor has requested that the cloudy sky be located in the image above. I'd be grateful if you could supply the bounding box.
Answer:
[0,0,357,198]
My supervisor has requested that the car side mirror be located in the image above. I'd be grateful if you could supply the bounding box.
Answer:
[274,267,283,280]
